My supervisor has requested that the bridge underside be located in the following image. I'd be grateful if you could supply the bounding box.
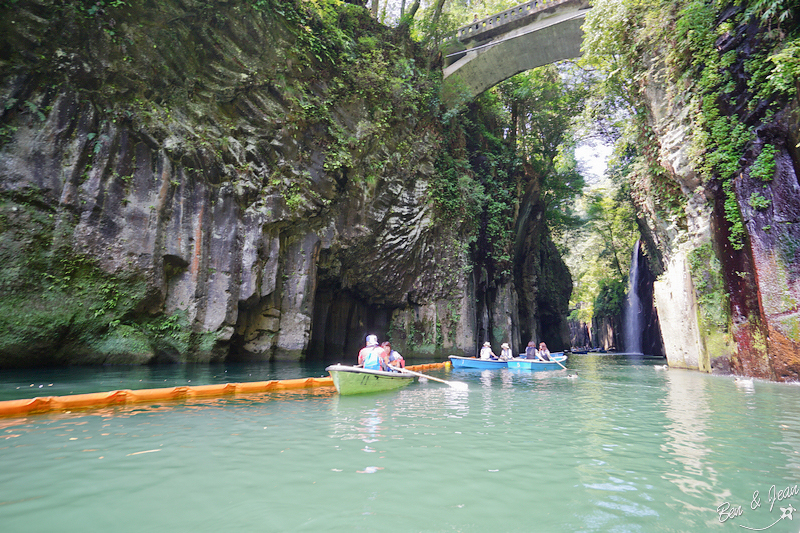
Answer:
[443,9,588,104]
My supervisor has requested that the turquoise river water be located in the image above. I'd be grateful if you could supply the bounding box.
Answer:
[1,354,799,532]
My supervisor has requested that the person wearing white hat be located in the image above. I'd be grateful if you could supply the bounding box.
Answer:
[499,342,513,361]
[479,341,496,360]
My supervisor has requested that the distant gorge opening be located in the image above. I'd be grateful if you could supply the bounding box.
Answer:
[307,287,392,365]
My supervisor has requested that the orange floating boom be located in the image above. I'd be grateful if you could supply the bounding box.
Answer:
[0,362,451,418]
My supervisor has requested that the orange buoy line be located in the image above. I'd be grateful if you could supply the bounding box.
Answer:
[0,361,451,418]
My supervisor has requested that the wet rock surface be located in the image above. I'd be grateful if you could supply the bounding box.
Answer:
[0,0,569,365]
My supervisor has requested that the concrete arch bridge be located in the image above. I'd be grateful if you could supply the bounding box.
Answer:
[442,0,592,103]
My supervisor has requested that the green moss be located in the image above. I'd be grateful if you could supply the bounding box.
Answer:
[414,342,437,355]
[406,321,419,352]
[751,323,768,358]
[583,0,797,250]
[445,300,461,343]
[751,144,779,182]
[778,233,800,266]
[691,243,734,370]
[0,197,208,364]
[195,330,220,355]
[688,242,730,331]
[89,325,154,364]
[723,180,746,250]
[748,191,771,210]
[777,315,800,342]
[702,327,734,365]
[491,326,506,345]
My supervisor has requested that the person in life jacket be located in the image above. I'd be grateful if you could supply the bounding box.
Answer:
[524,341,537,359]
[381,341,405,371]
[358,334,387,371]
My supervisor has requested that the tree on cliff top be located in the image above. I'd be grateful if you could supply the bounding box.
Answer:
[496,64,588,236]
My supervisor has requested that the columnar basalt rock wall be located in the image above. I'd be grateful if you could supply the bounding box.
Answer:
[591,316,619,352]
[0,0,455,364]
[0,0,571,366]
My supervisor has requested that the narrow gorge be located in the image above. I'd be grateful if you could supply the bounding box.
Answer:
[0,0,798,382]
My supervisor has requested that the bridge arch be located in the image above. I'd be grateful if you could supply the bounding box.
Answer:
[442,0,591,103]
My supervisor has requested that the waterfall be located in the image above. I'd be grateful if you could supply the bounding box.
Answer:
[624,240,643,354]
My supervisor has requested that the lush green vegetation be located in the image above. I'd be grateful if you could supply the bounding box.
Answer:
[566,178,639,323]
[427,62,589,282]
[0,189,215,363]
[262,0,594,306]
[5,0,797,361]
[567,0,799,333]
[390,0,636,325]
[688,241,733,354]
[498,66,588,233]
[583,0,799,250]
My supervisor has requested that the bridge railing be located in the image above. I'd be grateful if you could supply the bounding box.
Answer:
[447,0,575,43]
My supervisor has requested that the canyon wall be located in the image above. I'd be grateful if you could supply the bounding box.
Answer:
[633,13,799,380]
[0,0,570,366]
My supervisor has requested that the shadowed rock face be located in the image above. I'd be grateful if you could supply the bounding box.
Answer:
[514,199,572,352]
[0,0,571,366]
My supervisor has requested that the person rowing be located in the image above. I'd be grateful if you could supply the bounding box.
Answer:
[381,341,405,371]
[359,334,388,371]
[537,342,551,361]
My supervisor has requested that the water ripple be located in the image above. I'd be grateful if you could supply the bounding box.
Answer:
[1,357,800,532]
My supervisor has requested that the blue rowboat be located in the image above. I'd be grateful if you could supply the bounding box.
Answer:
[507,354,567,371]
[448,355,508,369]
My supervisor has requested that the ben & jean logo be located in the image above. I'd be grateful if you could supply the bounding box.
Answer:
[717,484,799,530]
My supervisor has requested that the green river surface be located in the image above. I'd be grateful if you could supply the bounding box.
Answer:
[1,354,799,532]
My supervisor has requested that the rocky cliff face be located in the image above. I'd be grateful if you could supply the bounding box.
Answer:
[633,13,800,380]
[0,0,571,366]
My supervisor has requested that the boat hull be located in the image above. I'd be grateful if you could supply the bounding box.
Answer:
[448,356,508,369]
[326,365,415,395]
[507,354,567,371]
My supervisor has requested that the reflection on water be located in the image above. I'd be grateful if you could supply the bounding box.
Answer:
[2,355,800,532]
[660,369,723,530]
[359,409,383,445]
[661,370,714,495]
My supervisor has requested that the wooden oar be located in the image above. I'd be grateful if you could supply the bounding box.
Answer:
[539,354,571,373]
[550,357,579,377]
[389,365,468,390]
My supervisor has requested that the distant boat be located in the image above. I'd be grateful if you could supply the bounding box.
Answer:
[448,355,508,369]
[507,354,567,371]
[325,364,415,395]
